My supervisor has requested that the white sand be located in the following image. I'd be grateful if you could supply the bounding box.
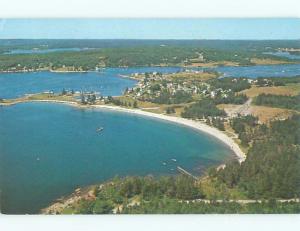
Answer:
[93,105,246,162]
[16,99,247,162]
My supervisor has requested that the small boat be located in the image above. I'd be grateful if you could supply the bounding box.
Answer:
[162,162,167,166]
[96,127,104,133]
[171,158,177,162]
[37,157,40,161]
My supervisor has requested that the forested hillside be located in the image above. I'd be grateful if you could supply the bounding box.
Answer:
[217,115,300,199]
[254,94,300,111]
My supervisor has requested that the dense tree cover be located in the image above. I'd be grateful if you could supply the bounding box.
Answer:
[231,115,258,131]
[115,175,202,201]
[123,199,300,214]
[206,117,225,131]
[252,76,300,88]
[63,175,204,214]
[213,93,248,104]
[181,99,226,119]
[254,93,300,111]
[0,40,294,71]
[218,115,300,199]
[211,118,225,131]
[209,78,251,92]
[61,174,300,214]
[166,107,176,114]
[230,115,259,146]
[105,96,138,108]
[253,77,300,87]
[1,39,300,52]
[151,90,193,104]
[0,46,196,70]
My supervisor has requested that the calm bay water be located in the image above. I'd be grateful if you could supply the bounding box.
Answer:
[1,64,299,214]
[0,102,234,214]
[3,48,96,54]
[0,70,137,99]
[0,67,182,99]
[263,51,300,60]
[1,65,300,99]
[215,64,300,78]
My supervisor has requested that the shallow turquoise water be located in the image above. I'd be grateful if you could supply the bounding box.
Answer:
[0,102,234,214]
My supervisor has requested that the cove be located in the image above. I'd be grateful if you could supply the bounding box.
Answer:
[0,102,234,214]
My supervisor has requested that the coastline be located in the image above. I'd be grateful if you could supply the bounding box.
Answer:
[93,105,246,162]
[5,99,246,162]
[2,99,246,214]
[1,61,299,74]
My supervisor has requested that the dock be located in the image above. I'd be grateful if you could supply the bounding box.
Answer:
[177,166,198,180]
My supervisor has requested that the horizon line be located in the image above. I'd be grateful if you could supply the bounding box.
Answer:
[0,38,299,41]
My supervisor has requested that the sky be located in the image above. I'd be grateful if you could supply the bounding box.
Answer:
[0,18,299,40]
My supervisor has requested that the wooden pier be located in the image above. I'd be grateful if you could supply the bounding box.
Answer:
[177,166,198,180]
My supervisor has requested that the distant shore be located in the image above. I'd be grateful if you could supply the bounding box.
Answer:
[1,60,300,74]
[3,99,246,162]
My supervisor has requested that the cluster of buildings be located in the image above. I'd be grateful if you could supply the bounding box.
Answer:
[127,71,200,100]
[126,71,233,101]
[203,87,232,99]
[244,78,273,87]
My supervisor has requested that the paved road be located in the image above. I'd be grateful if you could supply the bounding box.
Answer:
[182,198,300,204]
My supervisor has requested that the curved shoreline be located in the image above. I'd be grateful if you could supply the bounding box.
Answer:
[4,99,246,162]
[93,105,246,162]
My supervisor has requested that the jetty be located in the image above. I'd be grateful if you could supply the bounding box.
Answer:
[177,166,198,180]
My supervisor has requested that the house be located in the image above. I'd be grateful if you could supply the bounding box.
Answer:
[210,91,216,98]
[198,53,204,62]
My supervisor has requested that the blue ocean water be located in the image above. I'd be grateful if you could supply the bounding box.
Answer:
[1,64,299,214]
[0,102,234,214]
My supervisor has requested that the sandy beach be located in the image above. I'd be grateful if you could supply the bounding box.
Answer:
[19,99,246,162]
[93,105,246,162]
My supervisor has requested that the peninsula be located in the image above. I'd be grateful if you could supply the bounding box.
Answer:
[1,39,299,215]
